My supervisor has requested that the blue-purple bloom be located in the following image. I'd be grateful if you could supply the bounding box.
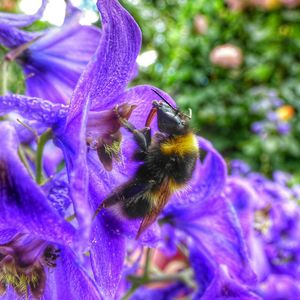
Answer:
[1,0,100,103]
[0,1,260,299]
[228,162,300,299]
[0,122,102,299]
[250,90,293,137]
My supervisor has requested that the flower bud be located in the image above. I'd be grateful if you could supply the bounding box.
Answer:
[276,105,295,121]
[250,0,281,9]
[225,0,246,11]
[194,14,208,35]
[280,0,300,7]
[210,44,243,69]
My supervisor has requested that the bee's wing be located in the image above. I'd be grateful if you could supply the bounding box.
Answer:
[97,180,153,218]
[136,178,171,239]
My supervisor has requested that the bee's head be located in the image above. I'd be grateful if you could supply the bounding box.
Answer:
[152,100,190,135]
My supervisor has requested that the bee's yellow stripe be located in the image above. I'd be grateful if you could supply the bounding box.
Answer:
[160,132,198,156]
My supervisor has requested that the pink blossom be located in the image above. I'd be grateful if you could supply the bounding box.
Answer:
[194,14,208,34]
[210,44,243,69]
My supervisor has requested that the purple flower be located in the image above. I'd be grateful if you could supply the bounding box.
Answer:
[0,122,102,299]
[226,177,270,281]
[273,170,292,186]
[227,165,300,297]
[251,121,265,134]
[0,0,147,297]
[0,1,257,298]
[157,142,256,298]
[256,274,300,300]
[191,259,260,300]
[230,159,251,176]
[1,0,101,103]
[130,283,188,300]
[0,2,46,27]
[162,193,256,297]
[276,122,291,135]
[266,111,278,122]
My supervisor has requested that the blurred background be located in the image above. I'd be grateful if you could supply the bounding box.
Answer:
[1,0,300,177]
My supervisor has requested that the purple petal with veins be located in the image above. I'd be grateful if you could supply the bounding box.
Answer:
[0,122,75,245]
[0,0,47,27]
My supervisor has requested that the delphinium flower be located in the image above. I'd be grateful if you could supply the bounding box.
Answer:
[194,14,208,35]
[1,0,101,103]
[0,1,256,299]
[0,0,153,298]
[0,122,102,299]
[228,161,300,299]
[210,44,243,69]
[117,138,257,299]
[226,0,300,10]
[250,90,294,136]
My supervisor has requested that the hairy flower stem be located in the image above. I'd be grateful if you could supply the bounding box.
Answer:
[122,270,194,300]
[0,59,8,95]
[121,248,152,300]
[18,146,35,180]
[5,37,41,62]
[36,129,52,185]
[121,248,194,300]
[144,247,152,279]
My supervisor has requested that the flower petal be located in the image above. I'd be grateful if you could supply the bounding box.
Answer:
[90,213,126,299]
[43,171,72,218]
[256,274,300,300]
[0,94,68,125]
[190,243,259,300]
[164,195,256,284]
[87,151,160,298]
[45,247,103,300]
[201,268,260,300]
[189,243,216,298]
[116,85,176,127]
[168,136,227,207]
[0,229,18,244]
[196,136,227,200]
[56,96,92,247]
[22,24,101,104]
[57,0,143,247]
[130,283,188,300]
[226,177,257,239]
[115,85,177,163]
[0,0,46,27]
[68,0,141,116]
[0,23,39,48]
[0,122,75,245]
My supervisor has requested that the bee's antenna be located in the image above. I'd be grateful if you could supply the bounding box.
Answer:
[187,108,192,119]
[151,88,177,111]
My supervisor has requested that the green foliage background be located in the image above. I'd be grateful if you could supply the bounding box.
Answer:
[122,0,300,176]
[1,0,300,176]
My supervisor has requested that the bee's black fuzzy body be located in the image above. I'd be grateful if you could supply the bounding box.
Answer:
[99,94,199,237]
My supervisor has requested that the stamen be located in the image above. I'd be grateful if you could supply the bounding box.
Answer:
[254,205,272,234]
[86,103,136,171]
[0,234,59,298]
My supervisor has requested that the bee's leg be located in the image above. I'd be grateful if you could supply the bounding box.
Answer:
[129,128,152,158]
[115,106,151,152]
[132,127,152,161]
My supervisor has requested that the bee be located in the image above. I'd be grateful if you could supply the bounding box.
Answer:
[95,89,199,238]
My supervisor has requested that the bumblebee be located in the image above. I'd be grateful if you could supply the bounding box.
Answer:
[96,89,199,238]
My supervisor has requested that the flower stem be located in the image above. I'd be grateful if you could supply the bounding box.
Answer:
[121,247,152,300]
[144,247,152,279]
[18,146,35,180]
[122,270,194,300]
[0,59,8,95]
[121,282,139,300]
[35,129,52,185]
